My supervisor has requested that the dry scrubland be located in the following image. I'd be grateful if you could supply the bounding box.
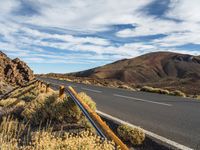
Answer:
[0,82,116,150]
[0,82,145,149]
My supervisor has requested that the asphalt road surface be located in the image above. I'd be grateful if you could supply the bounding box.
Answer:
[39,77,200,149]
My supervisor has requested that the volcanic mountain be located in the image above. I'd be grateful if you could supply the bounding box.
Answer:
[70,51,200,94]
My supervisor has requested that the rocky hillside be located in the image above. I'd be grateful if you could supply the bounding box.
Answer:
[70,52,200,94]
[0,51,34,94]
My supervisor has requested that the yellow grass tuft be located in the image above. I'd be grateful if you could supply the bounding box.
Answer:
[141,86,186,97]
[78,92,96,111]
[117,124,145,145]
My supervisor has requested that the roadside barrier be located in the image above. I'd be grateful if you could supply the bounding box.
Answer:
[67,86,129,150]
[0,79,38,100]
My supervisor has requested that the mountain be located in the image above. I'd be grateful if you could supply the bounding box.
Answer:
[70,51,200,94]
[0,51,34,94]
[72,51,200,82]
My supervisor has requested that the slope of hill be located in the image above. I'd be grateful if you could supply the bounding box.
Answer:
[0,51,34,94]
[69,51,200,95]
[72,52,200,82]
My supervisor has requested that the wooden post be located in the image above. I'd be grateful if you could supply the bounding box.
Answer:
[38,81,41,88]
[46,84,50,93]
[40,82,46,93]
[59,86,65,99]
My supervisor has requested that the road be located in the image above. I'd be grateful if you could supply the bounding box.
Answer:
[39,77,200,149]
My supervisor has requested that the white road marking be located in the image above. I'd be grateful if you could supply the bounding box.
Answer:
[97,110,193,150]
[81,87,102,93]
[113,94,172,106]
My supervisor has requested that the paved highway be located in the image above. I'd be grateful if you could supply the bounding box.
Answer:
[39,77,200,149]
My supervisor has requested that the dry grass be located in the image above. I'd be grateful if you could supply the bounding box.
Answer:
[140,86,186,97]
[78,92,96,111]
[140,86,170,95]
[22,91,83,125]
[170,90,186,97]
[0,83,120,150]
[117,125,145,145]
[0,116,117,150]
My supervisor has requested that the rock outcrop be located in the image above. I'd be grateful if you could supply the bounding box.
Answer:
[0,51,34,94]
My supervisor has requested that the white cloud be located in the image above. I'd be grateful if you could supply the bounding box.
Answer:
[0,0,19,16]
[13,0,153,31]
[167,0,200,23]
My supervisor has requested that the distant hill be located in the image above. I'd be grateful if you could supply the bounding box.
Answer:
[69,51,200,94]
[0,51,34,94]
[71,51,200,82]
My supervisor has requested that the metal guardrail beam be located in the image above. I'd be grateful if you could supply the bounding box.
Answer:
[0,79,38,100]
[66,86,129,150]
[66,87,107,138]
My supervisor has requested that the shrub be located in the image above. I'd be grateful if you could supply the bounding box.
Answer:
[78,92,96,111]
[117,124,145,145]
[170,90,186,97]
[140,86,188,97]
[141,86,170,94]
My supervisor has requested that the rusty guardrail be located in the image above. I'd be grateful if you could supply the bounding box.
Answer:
[66,86,129,150]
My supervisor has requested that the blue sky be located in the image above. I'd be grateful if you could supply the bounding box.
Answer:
[0,0,200,74]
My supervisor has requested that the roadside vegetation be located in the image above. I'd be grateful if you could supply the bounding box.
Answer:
[140,86,186,97]
[117,125,145,145]
[0,82,118,150]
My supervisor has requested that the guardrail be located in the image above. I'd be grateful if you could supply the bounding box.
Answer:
[66,86,129,150]
[0,79,38,100]
[66,87,106,138]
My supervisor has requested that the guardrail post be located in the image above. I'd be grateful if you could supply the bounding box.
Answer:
[40,82,46,93]
[46,84,50,93]
[59,86,65,99]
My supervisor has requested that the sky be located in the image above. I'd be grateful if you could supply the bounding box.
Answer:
[0,0,200,74]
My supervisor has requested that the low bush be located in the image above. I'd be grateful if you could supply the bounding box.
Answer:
[140,86,187,97]
[78,92,96,111]
[140,86,170,95]
[117,124,145,145]
[22,92,83,125]
[170,90,186,97]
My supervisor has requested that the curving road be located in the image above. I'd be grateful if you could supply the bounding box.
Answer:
[38,77,200,150]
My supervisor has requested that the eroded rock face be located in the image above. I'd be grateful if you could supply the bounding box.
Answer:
[0,51,34,86]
